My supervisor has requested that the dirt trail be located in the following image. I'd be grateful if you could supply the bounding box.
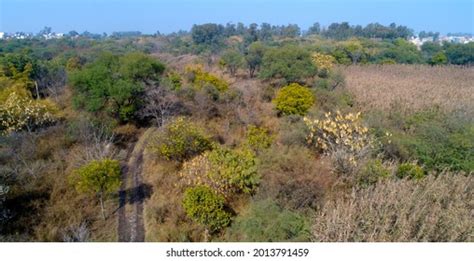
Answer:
[117,128,155,242]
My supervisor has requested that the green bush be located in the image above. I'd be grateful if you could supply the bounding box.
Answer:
[429,52,448,65]
[180,147,260,196]
[260,45,317,84]
[396,109,473,172]
[182,185,232,233]
[371,107,474,173]
[164,71,183,90]
[245,125,273,153]
[357,159,391,186]
[185,64,228,92]
[273,83,314,116]
[150,117,213,162]
[396,163,425,180]
[226,200,310,242]
[207,147,259,195]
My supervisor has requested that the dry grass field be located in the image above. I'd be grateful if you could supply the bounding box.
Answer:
[344,65,474,115]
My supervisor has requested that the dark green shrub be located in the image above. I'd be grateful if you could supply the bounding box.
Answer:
[226,200,310,242]
[149,117,213,162]
[372,107,474,173]
[182,185,232,233]
[273,83,314,116]
[396,163,425,180]
[399,109,473,172]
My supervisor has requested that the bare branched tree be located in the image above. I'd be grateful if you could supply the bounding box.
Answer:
[70,117,116,167]
[140,86,181,127]
[62,222,90,242]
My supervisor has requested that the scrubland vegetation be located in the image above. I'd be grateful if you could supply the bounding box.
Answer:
[0,22,472,242]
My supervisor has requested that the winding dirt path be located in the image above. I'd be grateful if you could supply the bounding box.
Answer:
[117,128,155,242]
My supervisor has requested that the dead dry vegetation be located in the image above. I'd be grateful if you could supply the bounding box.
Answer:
[312,174,473,242]
[344,65,474,115]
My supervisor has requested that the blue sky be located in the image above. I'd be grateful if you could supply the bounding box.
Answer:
[1,0,473,34]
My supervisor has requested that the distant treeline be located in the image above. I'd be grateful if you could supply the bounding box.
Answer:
[8,22,415,40]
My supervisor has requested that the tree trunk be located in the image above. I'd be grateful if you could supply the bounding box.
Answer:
[34,81,40,99]
[249,67,255,78]
[99,193,106,220]
[204,228,209,242]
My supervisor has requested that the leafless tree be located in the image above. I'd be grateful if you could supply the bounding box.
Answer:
[62,222,90,242]
[140,86,181,127]
[70,117,116,167]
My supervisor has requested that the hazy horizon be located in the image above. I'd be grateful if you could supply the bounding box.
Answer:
[1,0,473,35]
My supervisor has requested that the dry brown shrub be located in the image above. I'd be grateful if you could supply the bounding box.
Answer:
[256,146,336,211]
[344,65,474,115]
[28,125,118,241]
[142,139,204,241]
[312,174,474,242]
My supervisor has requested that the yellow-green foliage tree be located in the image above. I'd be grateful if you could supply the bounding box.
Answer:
[149,117,213,162]
[71,159,121,219]
[0,76,58,135]
[182,185,232,236]
[245,125,273,153]
[184,64,228,91]
[273,83,314,116]
[180,147,259,197]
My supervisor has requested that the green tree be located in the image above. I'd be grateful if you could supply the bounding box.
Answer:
[182,185,232,238]
[69,52,165,122]
[260,45,317,84]
[71,159,121,219]
[421,42,442,61]
[378,39,422,64]
[191,23,225,53]
[340,39,365,64]
[119,52,165,81]
[306,22,321,35]
[220,49,244,76]
[245,42,266,78]
[273,83,315,116]
[445,43,474,65]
